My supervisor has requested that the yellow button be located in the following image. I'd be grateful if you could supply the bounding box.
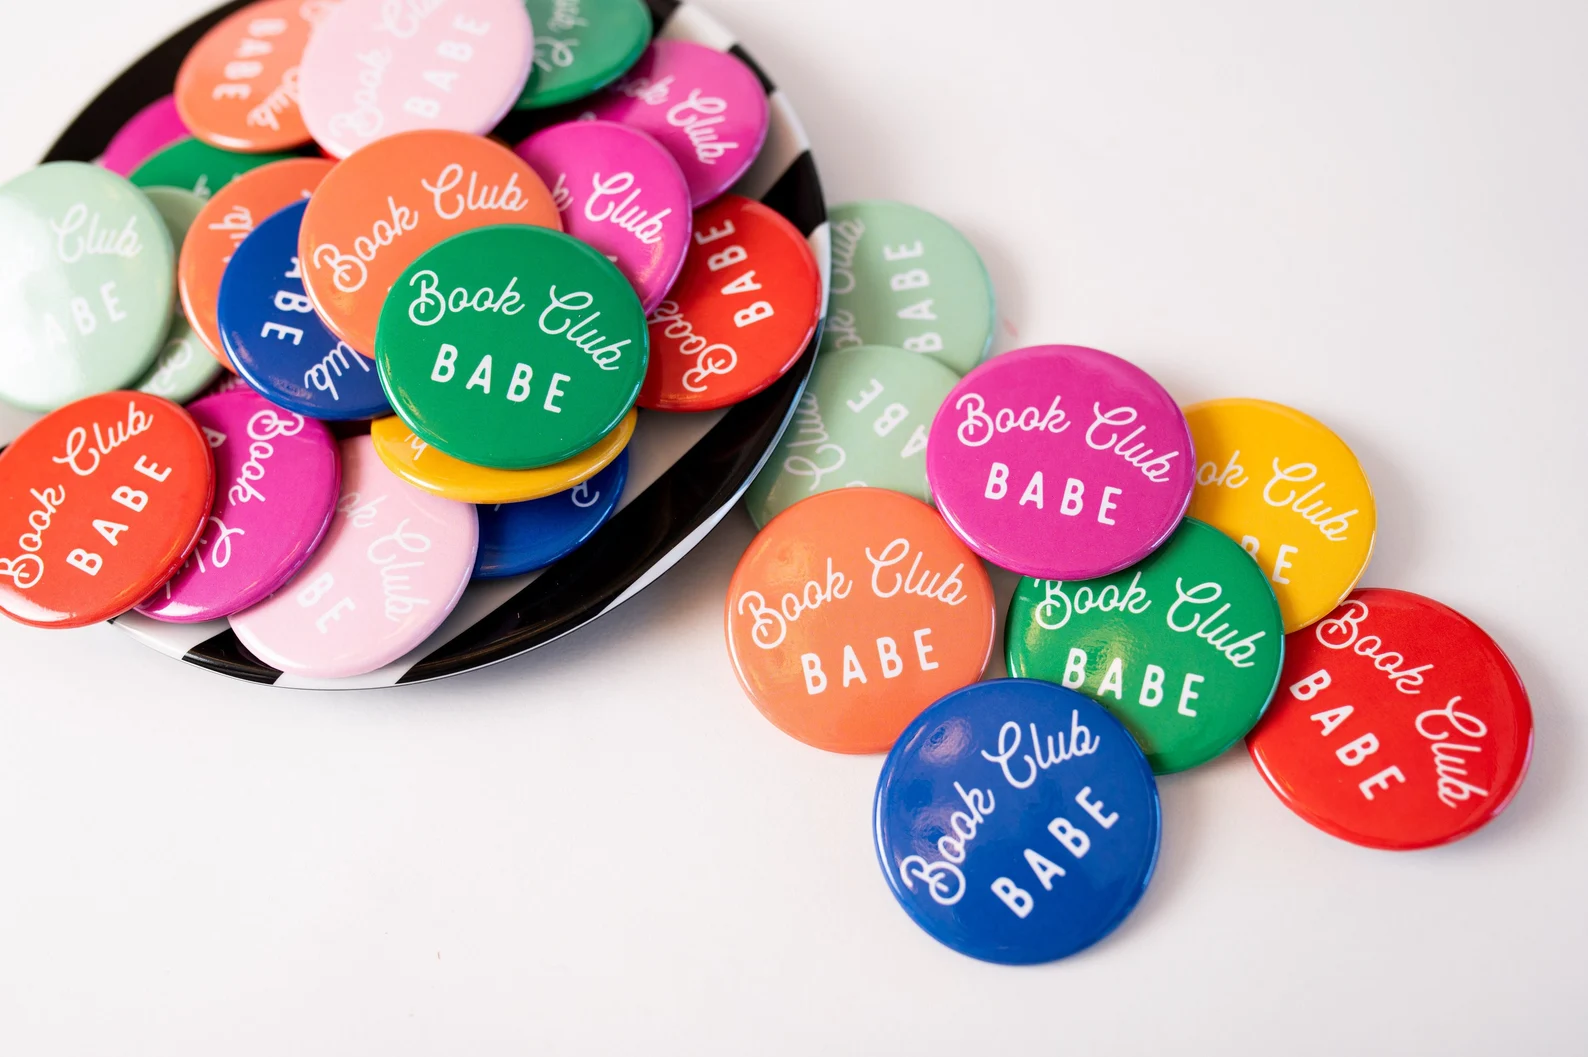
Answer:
[1184,398,1375,633]
[369,409,636,504]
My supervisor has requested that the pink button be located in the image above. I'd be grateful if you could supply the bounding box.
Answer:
[514,120,691,314]
[583,40,769,207]
[229,435,478,678]
[101,96,190,176]
[137,389,340,623]
[297,0,534,158]
[925,345,1193,580]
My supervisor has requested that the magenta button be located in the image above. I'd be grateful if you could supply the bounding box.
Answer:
[925,345,1194,580]
[229,435,478,679]
[137,389,340,623]
[101,96,190,177]
[515,120,690,313]
[583,40,768,207]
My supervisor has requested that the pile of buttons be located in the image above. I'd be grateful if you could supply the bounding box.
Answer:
[728,203,1535,964]
[0,0,821,681]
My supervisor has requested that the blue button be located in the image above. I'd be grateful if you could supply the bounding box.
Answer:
[217,200,390,420]
[472,450,629,579]
[874,679,1161,964]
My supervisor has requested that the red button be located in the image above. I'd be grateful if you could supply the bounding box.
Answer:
[1247,588,1533,849]
[637,194,821,412]
[0,392,215,628]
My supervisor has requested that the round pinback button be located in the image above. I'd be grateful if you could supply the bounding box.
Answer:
[229,434,477,678]
[298,129,559,356]
[368,407,635,503]
[0,162,175,412]
[745,346,959,529]
[100,95,190,176]
[1006,517,1284,774]
[174,0,335,153]
[874,678,1161,964]
[129,137,295,200]
[219,200,390,419]
[474,448,628,578]
[1185,398,1376,633]
[517,0,651,109]
[1247,588,1532,850]
[297,0,533,158]
[179,157,335,368]
[725,487,995,754]
[584,40,769,207]
[822,200,996,376]
[137,388,339,622]
[0,391,215,628]
[514,120,690,314]
[134,187,222,402]
[638,194,821,413]
[926,345,1193,581]
[376,223,647,469]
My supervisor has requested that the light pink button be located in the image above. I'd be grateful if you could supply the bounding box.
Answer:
[584,40,769,207]
[101,96,190,176]
[297,0,533,159]
[229,435,478,678]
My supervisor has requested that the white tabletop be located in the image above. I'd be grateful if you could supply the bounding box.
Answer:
[2,1,1584,1053]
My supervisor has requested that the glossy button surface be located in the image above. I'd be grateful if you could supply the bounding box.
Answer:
[369,407,634,503]
[138,388,339,622]
[514,119,690,313]
[745,345,958,528]
[174,0,334,152]
[1247,588,1532,849]
[298,0,533,157]
[584,40,769,206]
[230,434,477,678]
[821,200,995,375]
[180,157,335,367]
[474,448,627,577]
[375,224,647,468]
[219,200,390,419]
[134,187,222,402]
[1006,518,1284,773]
[129,137,294,200]
[725,488,995,754]
[298,129,559,356]
[926,345,1193,581]
[101,96,190,176]
[638,194,821,412]
[0,162,175,411]
[874,679,1161,964]
[517,0,651,109]
[0,392,214,628]
[1185,398,1376,633]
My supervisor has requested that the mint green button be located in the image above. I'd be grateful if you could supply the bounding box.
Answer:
[134,187,220,402]
[376,224,649,470]
[1005,518,1285,774]
[0,162,174,411]
[744,344,960,528]
[129,137,293,201]
[820,200,995,375]
[517,0,652,109]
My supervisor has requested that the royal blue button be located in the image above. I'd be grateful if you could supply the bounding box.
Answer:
[874,678,1161,964]
[217,200,389,420]
[473,449,628,579]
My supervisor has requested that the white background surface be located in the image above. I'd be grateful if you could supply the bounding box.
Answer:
[2,0,1585,1053]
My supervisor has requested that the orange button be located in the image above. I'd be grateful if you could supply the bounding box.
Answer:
[173,0,331,152]
[298,129,560,357]
[179,157,335,368]
[725,487,995,753]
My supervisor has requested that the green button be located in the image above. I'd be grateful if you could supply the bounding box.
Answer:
[517,0,652,109]
[129,137,294,201]
[0,162,174,411]
[134,187,220,402]
[744,344,960,528]
[1005,517,1285,774]
[376,224,649,469]
[820,200,995,375]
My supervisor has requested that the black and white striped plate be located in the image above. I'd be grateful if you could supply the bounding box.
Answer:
[22,0,828,688]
